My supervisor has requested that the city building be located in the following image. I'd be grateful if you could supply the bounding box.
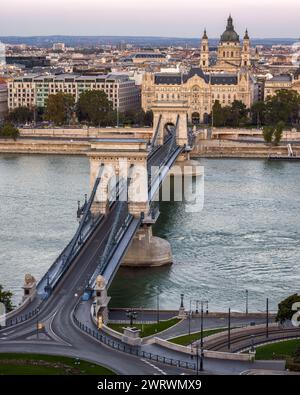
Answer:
[142,67,254,124]
[142,15,254,123]
[0,79,8,120]
[200,15,251,72]
[264,69,300,98]
[52,43,66,52]
[8,73,141,112]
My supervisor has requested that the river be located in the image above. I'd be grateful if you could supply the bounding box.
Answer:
[0,154,299,312]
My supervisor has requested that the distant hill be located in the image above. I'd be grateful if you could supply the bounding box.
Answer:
[0,35,297,48]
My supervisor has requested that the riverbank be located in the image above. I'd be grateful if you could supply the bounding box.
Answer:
[193,139,300,158]
[1,136,299,158]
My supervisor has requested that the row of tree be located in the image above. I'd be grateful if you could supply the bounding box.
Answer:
[212,89,300,129]
[7,90,154,128]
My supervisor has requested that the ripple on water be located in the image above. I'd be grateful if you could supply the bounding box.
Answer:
[1,156,300,312]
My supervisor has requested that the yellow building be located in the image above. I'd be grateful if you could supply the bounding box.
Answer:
[264,69,300,98]
[201,15,251,72]
[142,15,254,124]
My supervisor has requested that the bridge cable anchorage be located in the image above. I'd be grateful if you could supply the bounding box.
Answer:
[46,164,106,295]
[88,165,136,288]
[150,114,162,149]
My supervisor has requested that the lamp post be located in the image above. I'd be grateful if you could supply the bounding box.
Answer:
[36,308,40,339]
[157,289,160,324]
[200,302,204,372]
[126,309,137,327]
[180,294,184,310]
[266,298,269,339]
[246,290,249,316]
[228,308,231,350]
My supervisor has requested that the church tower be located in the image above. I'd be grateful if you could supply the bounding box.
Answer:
[200,29,209,70]
[241,29,251,67]
[216,15,242,71]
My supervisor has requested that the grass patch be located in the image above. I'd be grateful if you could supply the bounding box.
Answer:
[0,353,116,375]
[255,339,300,361]
[169,328,228,346]
[108,318,180,338]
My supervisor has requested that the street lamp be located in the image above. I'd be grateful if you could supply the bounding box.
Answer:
[156,289,161,324]
[180,294,185,310]
[228,308,231,350]
[126,309,137,327]
[200,302,204,372]
[246,290,249,316]
[36,308,40,339]
[266,298,269,339]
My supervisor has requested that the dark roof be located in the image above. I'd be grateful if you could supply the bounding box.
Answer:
[220,15,240,43]
[183,68,209,83]
[211,75,238,85]
[133,53,166,59]
[155,74,182,85]
[269,74,292,82]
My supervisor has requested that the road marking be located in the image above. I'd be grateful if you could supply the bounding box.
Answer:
[140,359,167,375]
[48,310,72,346]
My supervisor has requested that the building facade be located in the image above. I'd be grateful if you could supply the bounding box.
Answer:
[8,73,141,112]
[142,68,254,123]
[264,70,300,98]
[0,82,8,120]
[142,15,254,123]
[200,15,251,72]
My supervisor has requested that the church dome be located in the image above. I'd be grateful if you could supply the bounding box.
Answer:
[220,15,240,43]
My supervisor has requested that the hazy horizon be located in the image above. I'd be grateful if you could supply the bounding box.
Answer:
[1,0,300,38]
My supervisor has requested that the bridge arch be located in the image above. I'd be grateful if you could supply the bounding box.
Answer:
[152,103,189,147]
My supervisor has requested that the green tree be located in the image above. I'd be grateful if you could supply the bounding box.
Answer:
[294,346,300,363]
[212,100,225,127]
[273,121,285,145]
[251,101,266,127]
[0,123,19,140]
[276,294,300,324]
[265,89,300,126]
[44,92,75,126]
[263,126,274,144]
[229,100,249,127]
[144,110,154,127]
[77,90,113,126]
[7,106,34,124]
[0,284,13,313]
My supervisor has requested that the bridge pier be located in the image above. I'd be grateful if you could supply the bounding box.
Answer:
[122,225,172,267]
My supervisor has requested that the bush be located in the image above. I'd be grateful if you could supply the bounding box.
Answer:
[0,123,19,140]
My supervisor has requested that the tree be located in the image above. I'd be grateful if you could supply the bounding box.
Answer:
[144,110,154,127]
[263,126,274,144]
[251,101,266,127]
[212,100,225,127]
[262,121,285,145]
[0,284,13,313]
[276,294,300,324]
[230,100,249,127]
[265,90,300,126]
[77,90,113,126]
[273,121,285,145]
[0,123,19,140]
[294,346,300,363]
[7,106,34,125]
[44,92,75,126]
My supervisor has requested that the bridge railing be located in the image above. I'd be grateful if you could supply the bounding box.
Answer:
[72,312,196,372]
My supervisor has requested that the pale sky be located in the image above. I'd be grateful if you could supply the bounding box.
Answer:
[1,0,300,37]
